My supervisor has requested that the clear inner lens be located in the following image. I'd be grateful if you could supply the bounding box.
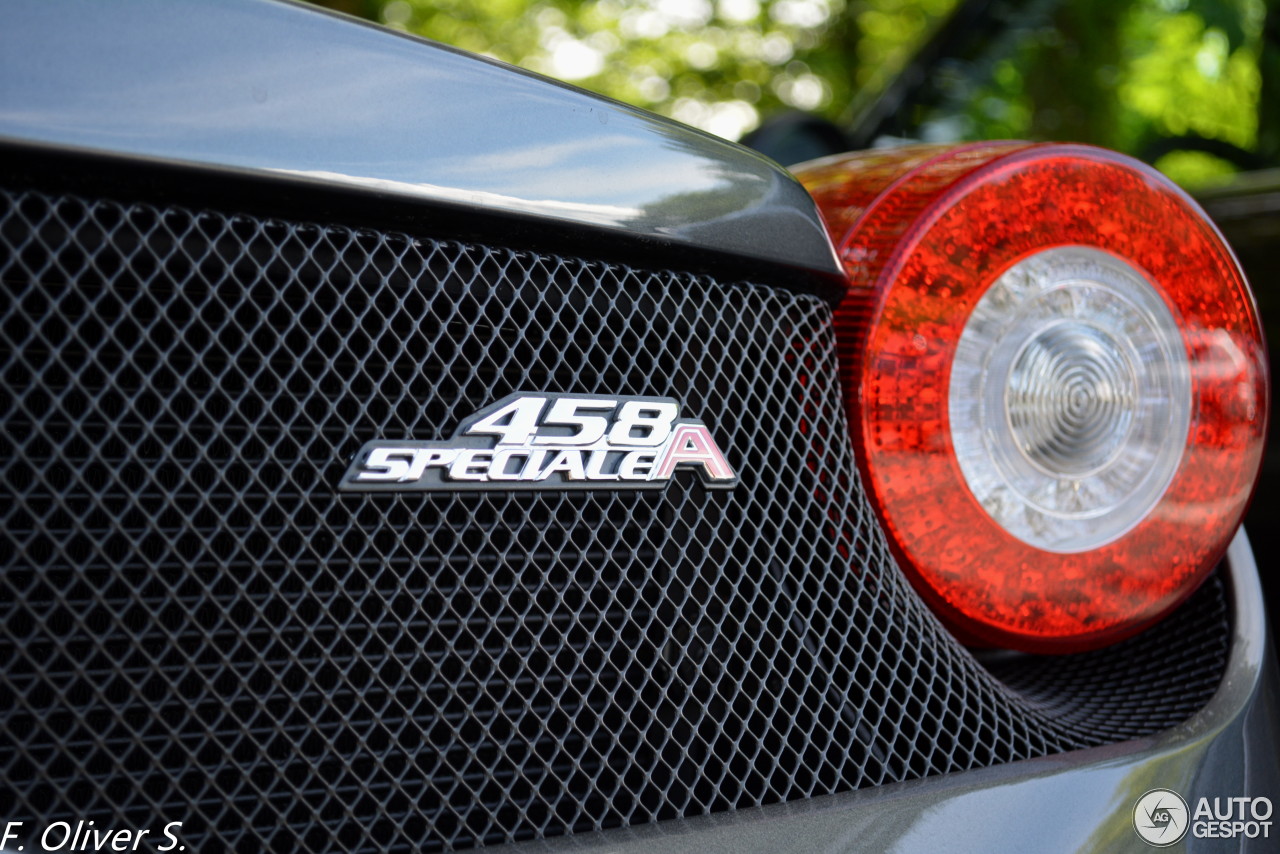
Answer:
[1007,323,1136,476]
[949,247,1191,553]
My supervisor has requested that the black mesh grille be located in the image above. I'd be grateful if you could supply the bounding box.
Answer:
[1,186,1229,853]
[985,574,1230,739]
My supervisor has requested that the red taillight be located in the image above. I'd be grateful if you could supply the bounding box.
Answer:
[796,143,1268,653]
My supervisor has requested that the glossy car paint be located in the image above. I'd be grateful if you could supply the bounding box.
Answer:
[0,0,840,280]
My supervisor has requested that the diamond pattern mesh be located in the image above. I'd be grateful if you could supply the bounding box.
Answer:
[1,186,1229,853]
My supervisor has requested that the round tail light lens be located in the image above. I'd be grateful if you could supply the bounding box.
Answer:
[796,143,1268,652]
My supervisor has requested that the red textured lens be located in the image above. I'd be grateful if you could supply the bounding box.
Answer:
[796,143,1268,652]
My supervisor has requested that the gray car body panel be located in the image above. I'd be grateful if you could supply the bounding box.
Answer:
[0,0,841,279]
[495,530,1279,854]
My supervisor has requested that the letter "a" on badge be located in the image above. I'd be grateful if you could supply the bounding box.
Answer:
[652,424,736,484]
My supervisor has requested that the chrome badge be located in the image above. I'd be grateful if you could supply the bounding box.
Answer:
[340,393,737,491]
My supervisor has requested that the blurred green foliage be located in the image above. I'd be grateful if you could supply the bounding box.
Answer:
[313,0,1277,188]
[315,0,960,140]
[937,0,1271,186]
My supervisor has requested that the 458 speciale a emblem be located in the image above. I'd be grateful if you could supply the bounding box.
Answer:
[339,392,738,492]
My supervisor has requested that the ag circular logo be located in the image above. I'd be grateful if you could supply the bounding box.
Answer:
[1134,788,1190,846]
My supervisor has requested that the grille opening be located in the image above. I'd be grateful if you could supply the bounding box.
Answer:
[1,186,1229,853]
